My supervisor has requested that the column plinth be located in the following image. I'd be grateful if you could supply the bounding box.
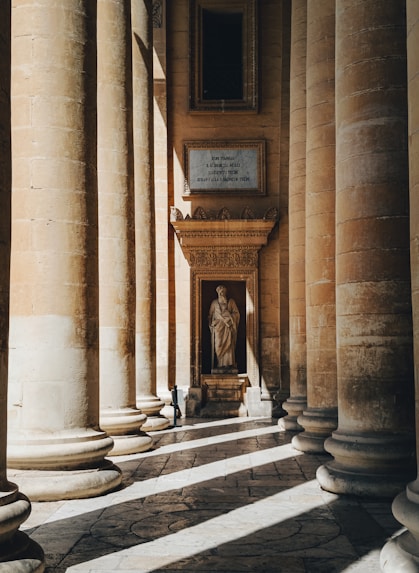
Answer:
[317,432,415,498]
[7,461,121,503]
[0,531,44,573]
[137,395,170,431]
[7,432,122,501]
[293,407,337,453]
[0,487,30,544]
[280,396,306,431]
[100,409,152,455]
[380,482,419,571]
[8,430,115,469]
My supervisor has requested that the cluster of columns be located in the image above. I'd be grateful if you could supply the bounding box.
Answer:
[285,0,419,569]
[0,0,167,568]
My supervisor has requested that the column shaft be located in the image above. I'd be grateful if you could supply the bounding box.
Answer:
[7,0,121,500]
[281,0,308,431]
[380,1,419,569]
[0,4,44,569]
[97,0,152,455]
[317,0,415,498]
[132,0,168,431]
[292,0,337,453]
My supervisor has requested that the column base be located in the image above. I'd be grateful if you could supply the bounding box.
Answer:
[380,481,419,571]
[108,433,152,455]
[0,531,45,573]
[100,408,152,455]
[317,431,415,498]
[141,415,170,431]
[7,460,122,502]
[0,486,30,543]
[380,534,419,573]
[137,394,169,431]
[292,407,337,453]
[279,396,307,431]
[7,429,115,470]
[0,484,45,571]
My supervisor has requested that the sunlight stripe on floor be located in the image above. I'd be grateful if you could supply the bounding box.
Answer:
[114,423,285,461]
[67,479,323,572]
[32,442,302,526]
[148,416,273,434]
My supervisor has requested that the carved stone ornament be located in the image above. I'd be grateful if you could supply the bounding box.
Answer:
[170,206,184,221]
[189,248,258,268]
[152,0,163,28]
[170,207,277,269]
[193,206,209,219]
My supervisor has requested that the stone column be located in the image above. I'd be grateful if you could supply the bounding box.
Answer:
[317,0,415,498]
[380,2,419,569]
[0,4,44,570]
[281,0,307,431]
[153,1,173,421]
[97,0,152,455]
[7,0,121,501]
[132,0,169,431]
[292,0,337,453]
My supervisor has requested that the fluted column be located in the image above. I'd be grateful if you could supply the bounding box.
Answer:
[380,2,419,570]
[7,0,121,501]
[292,0,337,454]
[317,0,415,498]
[132,0,169,431]
[0,4,44,569]
[281,0,307,431]
[97,0,152,455]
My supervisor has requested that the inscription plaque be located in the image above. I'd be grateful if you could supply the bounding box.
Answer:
[183,140,265,196]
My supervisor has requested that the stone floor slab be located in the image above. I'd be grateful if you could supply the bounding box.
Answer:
[17,417,401,572]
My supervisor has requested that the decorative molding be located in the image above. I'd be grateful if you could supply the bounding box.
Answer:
[241,206,255,219]
[170,213,277,266]
[170,205,277,222]
[170,206,183,221]
[152,0,163,28]
[189,248,258,268]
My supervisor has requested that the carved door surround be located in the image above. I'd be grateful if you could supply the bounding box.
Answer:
[170,207,277,395]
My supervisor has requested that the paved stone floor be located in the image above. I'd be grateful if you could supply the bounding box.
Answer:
[22,417,402,572]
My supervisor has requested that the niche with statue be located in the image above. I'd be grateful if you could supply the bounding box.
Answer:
[170,206,277,417]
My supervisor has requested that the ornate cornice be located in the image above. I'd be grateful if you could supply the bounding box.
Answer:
[170,207,277,269]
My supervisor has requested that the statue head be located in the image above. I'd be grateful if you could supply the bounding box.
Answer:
[216,285,227,296]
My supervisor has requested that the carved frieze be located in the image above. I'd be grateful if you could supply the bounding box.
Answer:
[189,248,258,268]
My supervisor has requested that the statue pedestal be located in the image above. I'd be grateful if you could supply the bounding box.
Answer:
[201,374,249,417]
